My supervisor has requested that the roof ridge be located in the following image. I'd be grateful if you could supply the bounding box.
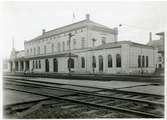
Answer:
[89,20,112,29]
[45,19,88,34]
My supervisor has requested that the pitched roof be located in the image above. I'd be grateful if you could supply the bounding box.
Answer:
[27,19,115,42]
[90,41,153,51]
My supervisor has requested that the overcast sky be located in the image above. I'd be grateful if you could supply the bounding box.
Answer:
[1,1,167,58]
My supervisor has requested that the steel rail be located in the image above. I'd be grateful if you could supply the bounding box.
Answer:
[5,79,164,106]
[5,86,163,118]
[4,77,164,98]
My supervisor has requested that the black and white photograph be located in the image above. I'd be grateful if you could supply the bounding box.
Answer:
[1,1,166,119]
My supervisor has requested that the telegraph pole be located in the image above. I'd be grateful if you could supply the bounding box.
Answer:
[68,33,74,73]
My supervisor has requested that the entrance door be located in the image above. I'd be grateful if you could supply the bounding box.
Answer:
[99,55,103,72]
[53,58,58,72]
[45,59,49,72]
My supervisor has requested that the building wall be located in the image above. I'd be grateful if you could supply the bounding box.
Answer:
[5,43,157,75]
[24,26,117,58]
[88,29,115,48]
[128,46,157,74]
[24,27,88,57]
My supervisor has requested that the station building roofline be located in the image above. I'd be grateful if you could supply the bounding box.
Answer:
[10,53,78,61]
[25,19,116,43]
[90,40,154,51]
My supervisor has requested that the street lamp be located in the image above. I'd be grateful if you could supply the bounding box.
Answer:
[68,33,74,73]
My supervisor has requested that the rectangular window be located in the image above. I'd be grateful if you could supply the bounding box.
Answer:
[81,37,85,48]
[101,37,106,44]
[27,50,29,56]
[62,42,65,51]
[30,48,32,55]
[67,40,70,47]
[35,60,38,69]
[73,39,76,49]
[51,44,54,53]
[57,42,61,52]
[138,55,141,67]
[44,45,46,54]
[34,48,36,55]
[81,57,85,68]
[142,56,145,67]
[146,56,148,67]
[32,61,35,68]
[38,47,40,55]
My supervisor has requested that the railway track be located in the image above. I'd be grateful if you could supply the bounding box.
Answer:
[5,98,141,118]
[4,78,164,118]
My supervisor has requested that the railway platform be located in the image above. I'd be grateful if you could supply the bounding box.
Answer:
[4,76,164,96]
[4,89,48,106]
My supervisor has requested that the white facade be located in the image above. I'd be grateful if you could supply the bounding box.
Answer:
[5,14,158,75]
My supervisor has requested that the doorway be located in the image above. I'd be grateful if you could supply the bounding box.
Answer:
[53,58,58,72]
[45,59,49,72]
[99,55,103,72]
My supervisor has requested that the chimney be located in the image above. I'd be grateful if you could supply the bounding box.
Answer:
[149,32,152,42]
[86,14,90,20]
[42,29,46,35]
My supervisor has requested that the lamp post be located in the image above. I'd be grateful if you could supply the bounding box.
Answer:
[92,38,97,74]
[68,33,74,73]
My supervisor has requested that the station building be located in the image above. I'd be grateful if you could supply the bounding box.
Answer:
[4,14,158,75]
[147,32,164,68]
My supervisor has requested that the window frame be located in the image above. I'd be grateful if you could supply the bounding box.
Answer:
[116,54,121,67]
[108,54,113,68]
[81,57,85,68]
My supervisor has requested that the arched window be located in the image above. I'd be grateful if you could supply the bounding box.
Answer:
[68,58,74,69]
[45,59,49,72]
[92,56,96,68]
[108,55,112,68]
[99,55,103,71]
[20,61,24,71]
[116,54,121,67]
[138,55,141,67]
[15,61,18,71]
[142,56,145,67]
[81,57,85,68]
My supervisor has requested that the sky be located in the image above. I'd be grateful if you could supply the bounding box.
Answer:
[1,1,167,58]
